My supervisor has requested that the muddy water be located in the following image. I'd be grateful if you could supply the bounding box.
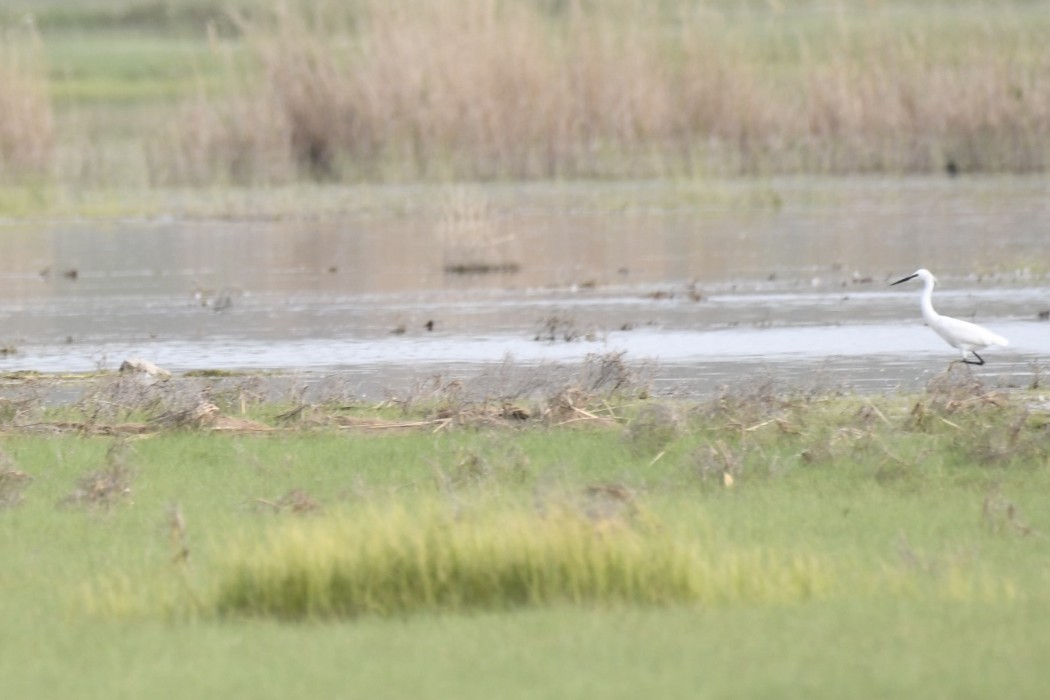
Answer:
[0,177,1046,396]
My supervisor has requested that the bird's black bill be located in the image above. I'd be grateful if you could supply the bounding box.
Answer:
[891,273,918,286]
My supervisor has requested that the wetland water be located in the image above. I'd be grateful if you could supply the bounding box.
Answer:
[0,178,1046,397]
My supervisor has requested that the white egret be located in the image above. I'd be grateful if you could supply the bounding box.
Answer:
[891,269,1008,365]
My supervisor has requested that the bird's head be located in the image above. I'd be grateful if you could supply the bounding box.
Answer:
[891,268,937,287]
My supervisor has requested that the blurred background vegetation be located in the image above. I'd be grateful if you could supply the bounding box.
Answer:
[0,0,1047,198]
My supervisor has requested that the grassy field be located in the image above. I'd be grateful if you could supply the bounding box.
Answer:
[1,367,1049,697]
[0,0,1048,213]
[1,2,1046,697]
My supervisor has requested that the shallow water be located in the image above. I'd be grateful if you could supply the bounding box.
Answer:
[0,177,1046,396]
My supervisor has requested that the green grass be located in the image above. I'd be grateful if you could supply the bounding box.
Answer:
[3,601,1049,699]
[44,33,242,104]
[1,375,1049,697]
[0,0,262,34]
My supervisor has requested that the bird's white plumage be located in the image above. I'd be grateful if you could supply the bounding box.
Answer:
[927,313,1007,351]
[891,268,1008,364]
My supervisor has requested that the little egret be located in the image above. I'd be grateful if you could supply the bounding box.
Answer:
[891,268,1008,365]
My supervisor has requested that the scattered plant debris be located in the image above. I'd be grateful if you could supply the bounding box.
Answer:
[167,502,191,565]
[692,440,742,485]
[253,489,321,515]
[982,488,1037,537]
[151,400,221,429]
[0,380,46,426]
[62,441,134,510]
[578,351,648,397]
[581,483,639,524]
[534,314,586,342]
[625,403,680,456]
[432,440,531,489]
[0,449,31,508]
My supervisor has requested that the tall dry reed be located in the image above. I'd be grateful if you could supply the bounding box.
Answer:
[147,89,295,186]
[147,0,1050,183]
[0,24,53,180]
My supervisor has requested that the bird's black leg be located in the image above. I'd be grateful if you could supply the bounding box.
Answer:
[962,351,985,366]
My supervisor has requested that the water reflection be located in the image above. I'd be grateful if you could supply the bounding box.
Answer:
[0,177,1046,390]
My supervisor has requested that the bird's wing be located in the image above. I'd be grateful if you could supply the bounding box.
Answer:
[930,314,1008,349]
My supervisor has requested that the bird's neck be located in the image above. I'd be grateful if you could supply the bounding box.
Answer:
[920,277,939,322]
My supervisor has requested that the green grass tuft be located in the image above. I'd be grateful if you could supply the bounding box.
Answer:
[214,504,827,619]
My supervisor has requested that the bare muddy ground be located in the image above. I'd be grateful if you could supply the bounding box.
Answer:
[0,177,1046,398]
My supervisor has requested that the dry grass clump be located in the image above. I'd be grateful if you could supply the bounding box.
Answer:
[0,449,31,508]
[691,440,743,486]
[207,375,268,415]
[536,351,647,401]
[77,372,265,431]
[981,487,1037,537]
[578,483,640,525]
[369,353,644,430]
[960,406,1040,466]
[147,89,295,186]
[70,374,271,434]
[62,441,135,509]
[534,314,601,343]
[534,353,649,426]
[151,398,222,429]
[697,376,811,434]
[214,504,827,619]
[380,374,474,424]
[920,381,1050,467]
[888,382,1037,473]
[431,439,532,490]
[902,370,1030,458]
[625,403,680,457]
[0,356,646,438]
[0,25,53,180]
[253,488,322,516]
[147,0,1050,184]
[0,377,46,427]
[921,369,1002,413]
[75,372,174,425]
[577,351,647,397]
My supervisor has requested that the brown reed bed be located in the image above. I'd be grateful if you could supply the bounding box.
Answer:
[5,0,1050,190]
[150,0,1050,184]
[0,25,53,181]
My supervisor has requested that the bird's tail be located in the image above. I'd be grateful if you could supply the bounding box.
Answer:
[992,334,1009,347]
